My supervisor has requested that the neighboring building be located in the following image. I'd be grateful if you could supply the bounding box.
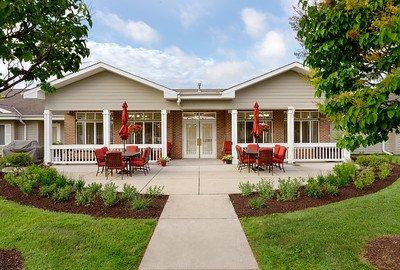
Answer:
[3,62,397,163]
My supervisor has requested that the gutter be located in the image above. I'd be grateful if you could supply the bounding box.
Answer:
[382,141,394,155]
[12,106,27,140]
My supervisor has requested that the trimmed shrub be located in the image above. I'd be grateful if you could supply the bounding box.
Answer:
[121,184,139,201]
[239,181,256,196]
[75,189,94,207]
[54,174,68,188]
[305,178,324,198]
[37,167,59,187]
[277,178,301,201]
[378,163,391,180]
[4,172,18,187]
[100,183,118,207]
[324,183,339,196]
[131,196,152,210]
[146,185,164,197]
[52,186,74,202]
[355,155,391,168]
[0,153,32,168]
[248,197,265,210]
[39,183,57,198]
[354,167,375,189]
[87,182,102,196]
[73,179,85,191]
[255,180,275,200]
[333,162,357,186]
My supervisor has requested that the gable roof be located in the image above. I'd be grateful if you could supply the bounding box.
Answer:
[32,62,178,99]
[221,62,309,98]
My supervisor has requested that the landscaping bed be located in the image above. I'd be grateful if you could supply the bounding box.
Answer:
[230,155,400,218]
[0,249,23,270]
[0,175,168,219]
[363,236,400,270]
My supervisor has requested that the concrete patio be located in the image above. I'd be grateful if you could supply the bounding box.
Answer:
[54,159,336,195]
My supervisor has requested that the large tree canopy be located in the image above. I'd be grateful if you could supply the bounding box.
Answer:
[294,0,400,150]
[0,0,92,97]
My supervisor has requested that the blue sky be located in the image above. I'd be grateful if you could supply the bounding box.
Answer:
[84,0,301,88]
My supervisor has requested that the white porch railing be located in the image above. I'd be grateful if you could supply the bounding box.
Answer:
[238,142,345,162]
[51,144,162,164]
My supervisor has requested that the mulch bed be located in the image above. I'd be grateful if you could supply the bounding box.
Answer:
[230,164,400,218]
[0,176,168,219]
[0,249,23,270]
[363,236,400,270]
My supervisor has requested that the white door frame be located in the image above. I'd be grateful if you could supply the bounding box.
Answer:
[182,117,217,159]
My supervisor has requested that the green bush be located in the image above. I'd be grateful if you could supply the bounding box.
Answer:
[324,183,339,196]
[333,162,357,186]
[4,172,18,187]
[100,183,118,207]
[39,183,57,198]
[277,178,301,201]
[37,167,59,187]
[354,167,375,189]
[146,185,164,197]
[73,179,85,191]
[75,189,94,207]
[121,184,139,201]
[131,196,152,210]
[248,197,265,210]
[52,186,74,202]
[305,178,324,198]
[87,182,102,196]
[17,175,37,195]
[239,181,256,196]
[0,153,32,168]
[378,163,391,180]
[255,180,275,200]
[355,155,391,168]
[54,174,68,188]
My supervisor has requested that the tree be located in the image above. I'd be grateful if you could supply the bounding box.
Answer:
[0,0,92,97]
[294,0,400,150]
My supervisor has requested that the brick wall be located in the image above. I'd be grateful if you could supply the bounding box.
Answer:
[64,112,76,144]
[319,115,331,143]
[168,111,183,159]
[272,110,285,143]
[112,111,122,144]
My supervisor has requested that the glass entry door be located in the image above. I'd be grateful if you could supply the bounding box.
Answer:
[183,113,216,159]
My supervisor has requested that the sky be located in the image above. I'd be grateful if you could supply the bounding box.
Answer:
[69,1,303,89]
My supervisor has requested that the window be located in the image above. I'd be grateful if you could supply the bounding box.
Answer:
[237,111,273,143]
[52,123,61,144]
[284,111,319,143]
[0,125,5,145]
[127,112,161,144]
[76,112,103,144]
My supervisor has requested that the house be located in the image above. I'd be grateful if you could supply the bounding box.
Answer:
[3,62,397,164]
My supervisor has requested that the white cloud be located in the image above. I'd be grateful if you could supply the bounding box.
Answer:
[95,11,160,44]
[254,31,287,63]
[280,0,299,17]
[85,41,255,88]
[178,2,207,28]
[241,8,267,38]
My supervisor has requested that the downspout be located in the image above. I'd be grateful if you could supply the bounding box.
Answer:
[13,107,27,140]
[382,141,393,155]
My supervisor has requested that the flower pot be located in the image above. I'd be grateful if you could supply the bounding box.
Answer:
[160,161,167,167]
[225,160,232,164]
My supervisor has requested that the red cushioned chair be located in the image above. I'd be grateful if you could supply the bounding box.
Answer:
[126,145,139,152]
[95,148,106,176]
[105,151,125,179]
[222,141,233,155]
[247,143,259,152]
[273,144,281,158]
[236,145,256,172]
[131,147,151,175]
[273,145,287,172]
[256,148,274,175]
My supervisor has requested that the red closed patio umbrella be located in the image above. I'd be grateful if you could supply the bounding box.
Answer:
[118,101,129,152]
[252,102,261,147]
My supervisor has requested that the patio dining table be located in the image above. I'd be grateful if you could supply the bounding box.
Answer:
[243,147,273,173]
[122,151,141,175]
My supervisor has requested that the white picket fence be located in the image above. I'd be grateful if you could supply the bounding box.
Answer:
[51,144,162,164]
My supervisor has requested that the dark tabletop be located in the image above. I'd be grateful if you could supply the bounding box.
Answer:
[122,151,141,157]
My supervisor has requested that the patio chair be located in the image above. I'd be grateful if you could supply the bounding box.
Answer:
[105,151,126,179]
[247,144,259,151]
[273,146,287,172]
[273,144,281,158]
[256,148,274,175]
[94,148,106,176]
[222,141,233,156]
[101,146,109,156]
[236,145,256,172]
[131,147,151,175]
[126,145,139,152]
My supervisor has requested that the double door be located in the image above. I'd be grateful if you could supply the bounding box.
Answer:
[183,120,216,159]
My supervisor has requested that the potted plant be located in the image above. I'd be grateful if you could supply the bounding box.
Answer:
[128,123,143,134]
[222,154,233,164]
[259,123,270,132]
[158,156,171,167]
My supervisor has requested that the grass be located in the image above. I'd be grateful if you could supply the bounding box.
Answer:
[241,179,400,270]
[0,198,156,269]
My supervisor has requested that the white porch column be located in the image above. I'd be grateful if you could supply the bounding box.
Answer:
[161,110,168,157]
[231,110,238,164]
[102,109,111,147]
[287,107,295,164]
[43,109,53,164]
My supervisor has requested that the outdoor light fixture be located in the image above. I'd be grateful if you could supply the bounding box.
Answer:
[197,82,202,93]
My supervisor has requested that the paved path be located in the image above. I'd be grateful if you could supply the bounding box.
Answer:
[139,195,259,270]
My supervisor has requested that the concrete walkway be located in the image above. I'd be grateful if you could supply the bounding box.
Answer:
[139,194,258,270]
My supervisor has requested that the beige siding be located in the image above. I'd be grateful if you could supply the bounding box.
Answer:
[45,71,179,111]
[232,71,320,110]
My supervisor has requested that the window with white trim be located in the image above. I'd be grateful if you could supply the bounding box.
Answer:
[128,112,161,144]
[284,111,319,143]
[237,111,273,143]
[76,112,103,144]
[0,124,5,145]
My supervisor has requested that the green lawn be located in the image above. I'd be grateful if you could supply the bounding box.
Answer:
[241,179,400,270]
[0,198,156,270]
